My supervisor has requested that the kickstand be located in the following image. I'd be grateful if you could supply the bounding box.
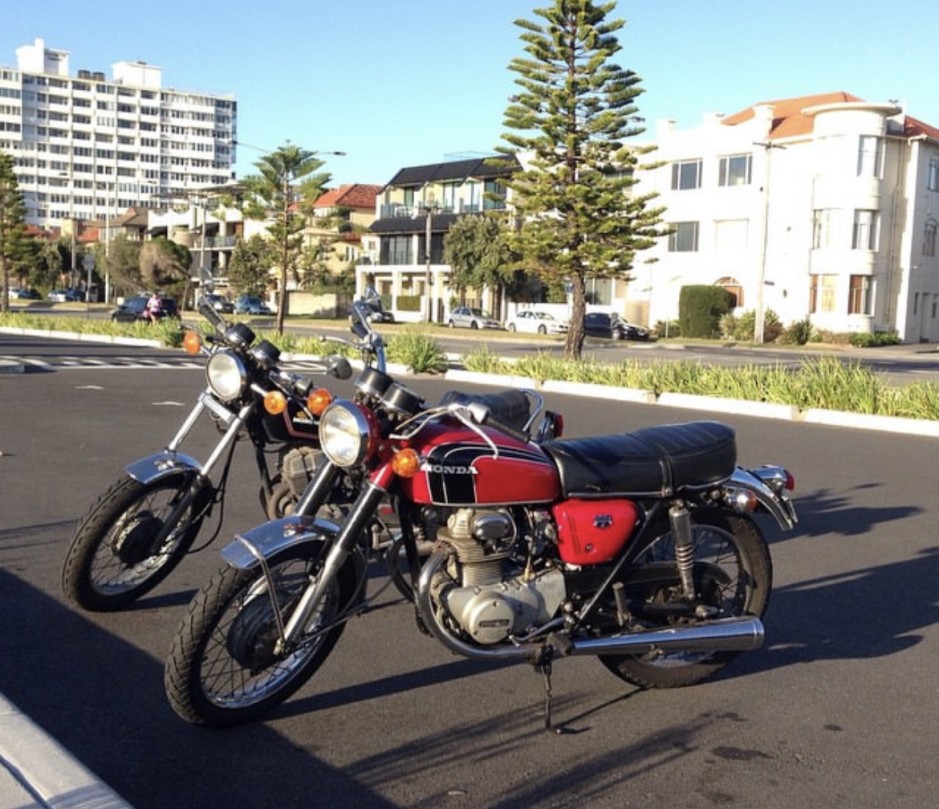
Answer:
[536,651,576,735]
[540,658,554,731]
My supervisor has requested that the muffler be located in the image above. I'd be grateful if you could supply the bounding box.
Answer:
[568,615,764,656]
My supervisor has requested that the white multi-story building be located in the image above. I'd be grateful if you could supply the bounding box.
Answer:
[627,91,939,343]
[0,38,236,230]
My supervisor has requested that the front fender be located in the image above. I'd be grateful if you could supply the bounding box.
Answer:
[125,451,202,484]
[221,515,341,570]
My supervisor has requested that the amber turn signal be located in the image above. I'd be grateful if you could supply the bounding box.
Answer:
[263,390,287,415]
[306,387,333,416]
[391,448,421,478]
[182,330,203,355]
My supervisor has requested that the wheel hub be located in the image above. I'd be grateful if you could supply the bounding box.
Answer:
[112,513,164,565]
[226,597,282,672]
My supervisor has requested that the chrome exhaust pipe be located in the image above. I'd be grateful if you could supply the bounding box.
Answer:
[568,616,764,656]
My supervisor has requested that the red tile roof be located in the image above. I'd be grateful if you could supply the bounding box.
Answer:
[315,184,382,210]
[722,91,865,138]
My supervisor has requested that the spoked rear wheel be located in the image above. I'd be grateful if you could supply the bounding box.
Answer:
[61,472,206,611]
[600,511,772,689]
[164,545,352,727]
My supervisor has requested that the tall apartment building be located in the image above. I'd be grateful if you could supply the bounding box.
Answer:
[0,38,236,229]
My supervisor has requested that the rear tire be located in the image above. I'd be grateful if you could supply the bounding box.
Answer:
[61,472,206,611]
[600,511,772,689]
[164,544,354,727]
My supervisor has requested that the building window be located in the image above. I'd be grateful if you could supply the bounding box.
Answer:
[848,275,871,315]
[812,209,835,249]
[924,219,937,257]
[379,235,412,265]
[810,274,837,313]
[718,154,752,186]
[671,159,702,190]
[585,277,612,305]
[852,210,879,250]
[857,136,883,178]
[929,159,939,192]
[668,221,699,252]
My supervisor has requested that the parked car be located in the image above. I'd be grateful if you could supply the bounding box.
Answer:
[48,288,83,303]
[448,306,501,330]
[234,295,272,315]
[11,288,41,300]
[583,312,650,341]
[351,299,394,323]
[504,310,569,335]
[110,295,179,322]
[203,293,234,314]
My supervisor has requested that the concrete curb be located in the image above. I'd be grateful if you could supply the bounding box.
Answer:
[0,693,134,809]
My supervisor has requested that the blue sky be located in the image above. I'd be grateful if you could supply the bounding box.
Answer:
[3,0,937,186]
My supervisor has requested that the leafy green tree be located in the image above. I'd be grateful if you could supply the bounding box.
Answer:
[227,234,274,297]
[140,237,192,304]
[0,151,28,312]
[500,0,665,358]
[95,234,142,299]
[240,144,335,332]
[443,213,525,316]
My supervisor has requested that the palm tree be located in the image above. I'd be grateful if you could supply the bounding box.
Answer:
[241,144,339,333]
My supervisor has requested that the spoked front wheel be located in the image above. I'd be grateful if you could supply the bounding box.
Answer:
[61,472,207,611]
[600,511,772,689]
[164,545,354,727]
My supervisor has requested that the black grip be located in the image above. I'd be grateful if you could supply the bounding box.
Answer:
[481,409,530,445]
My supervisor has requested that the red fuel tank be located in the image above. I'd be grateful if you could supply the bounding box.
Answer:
[400,423,561,506]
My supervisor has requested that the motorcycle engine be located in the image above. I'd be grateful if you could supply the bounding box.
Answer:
[280,446,320,498]
[435,507,566,645]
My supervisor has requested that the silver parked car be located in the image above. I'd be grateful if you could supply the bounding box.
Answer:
[448,306,501,330]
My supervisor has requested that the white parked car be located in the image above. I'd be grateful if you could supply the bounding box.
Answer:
[504,310,569,335]
[448,306,501,330]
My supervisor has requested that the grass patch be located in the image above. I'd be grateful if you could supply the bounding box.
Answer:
[5,312,939,419]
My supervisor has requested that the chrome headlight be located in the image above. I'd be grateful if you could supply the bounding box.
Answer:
[319,400,375,467]
[205,350,248,401]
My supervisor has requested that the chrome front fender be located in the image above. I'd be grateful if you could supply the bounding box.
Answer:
[221,515,341,570]
[727,466,798,530]
[125,451,202,485]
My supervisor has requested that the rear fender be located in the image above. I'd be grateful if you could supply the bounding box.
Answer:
[727,466,798,530]
[125,451,201,485]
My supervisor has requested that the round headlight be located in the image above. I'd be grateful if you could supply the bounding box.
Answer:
[206,350,248,401]
[319,401,375,467]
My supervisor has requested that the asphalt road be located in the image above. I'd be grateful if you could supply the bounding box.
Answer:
[1,335,938,809]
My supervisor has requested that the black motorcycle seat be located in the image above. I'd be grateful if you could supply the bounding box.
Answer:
[541,421,736,497]
[439,389,532,431]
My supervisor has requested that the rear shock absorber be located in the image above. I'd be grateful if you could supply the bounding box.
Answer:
[668,503,696,599]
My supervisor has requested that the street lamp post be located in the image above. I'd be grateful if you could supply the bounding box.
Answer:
[419,202,440,323]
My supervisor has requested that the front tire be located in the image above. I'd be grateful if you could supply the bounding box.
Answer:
[61,472,207,611]
[164,544,354,727]
[600,511,772,689]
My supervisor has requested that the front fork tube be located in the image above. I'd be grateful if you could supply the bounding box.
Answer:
[276,480,388,652]
[151,398,254,549]
[669,503,696,599]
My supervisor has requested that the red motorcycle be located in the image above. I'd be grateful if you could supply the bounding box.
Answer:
[164,314,796,729]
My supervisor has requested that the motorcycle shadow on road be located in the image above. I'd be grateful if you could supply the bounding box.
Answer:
[0,567,403,809]
[738,486,934,676]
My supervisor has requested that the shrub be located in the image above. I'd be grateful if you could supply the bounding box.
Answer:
[849,330,901,348]
[781,318,814,346]
[387,329,448,373]
[678,286,734,338]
